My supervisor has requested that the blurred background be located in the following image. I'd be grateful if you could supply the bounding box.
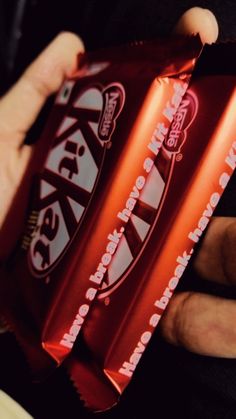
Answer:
[1,0,236,94]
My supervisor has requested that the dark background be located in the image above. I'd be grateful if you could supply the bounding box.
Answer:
[2,0,236,89]
[1,1,236,418]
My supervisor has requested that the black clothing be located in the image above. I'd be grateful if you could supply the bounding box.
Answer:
[1,1,236,418]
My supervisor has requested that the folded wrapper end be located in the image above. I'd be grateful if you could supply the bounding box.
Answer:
[75,33,203,75]
[66,355,120,412]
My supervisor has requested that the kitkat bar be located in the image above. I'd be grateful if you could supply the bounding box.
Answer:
[66,75,236,411]
[0,36,201,370]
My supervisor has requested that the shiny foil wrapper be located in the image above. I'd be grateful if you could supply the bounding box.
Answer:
[66,74,236,411]
[0,36,201,372]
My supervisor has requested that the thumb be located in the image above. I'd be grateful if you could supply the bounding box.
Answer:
[0,32,84,147]
[174,7,219,44]
[160,291,236,358]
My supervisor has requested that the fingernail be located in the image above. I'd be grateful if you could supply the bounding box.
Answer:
[174,7,219,44]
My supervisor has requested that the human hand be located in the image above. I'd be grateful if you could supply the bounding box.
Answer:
[1,7,233,359]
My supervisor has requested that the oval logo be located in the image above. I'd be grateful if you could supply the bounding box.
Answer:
[164,89,198,153]
[98,84,125,142]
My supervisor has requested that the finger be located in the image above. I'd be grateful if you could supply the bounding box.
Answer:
[160,291,236,357]
[193,217,236,285]
[174,7,219,44]
[0,32,84,146]
[221,219,236,283]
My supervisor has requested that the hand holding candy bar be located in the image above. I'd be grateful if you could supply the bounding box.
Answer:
[1,8,235,362]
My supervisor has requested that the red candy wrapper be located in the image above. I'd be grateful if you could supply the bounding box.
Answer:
[66,74,236,411]
[0,36,201,371]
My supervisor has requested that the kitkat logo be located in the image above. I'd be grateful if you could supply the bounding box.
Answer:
[98,89,198,298]
[98,84,125,142]
[29,82,125,276]
[164,90,198,153]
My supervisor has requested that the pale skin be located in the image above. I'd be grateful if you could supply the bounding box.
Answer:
[0,8,236,357]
